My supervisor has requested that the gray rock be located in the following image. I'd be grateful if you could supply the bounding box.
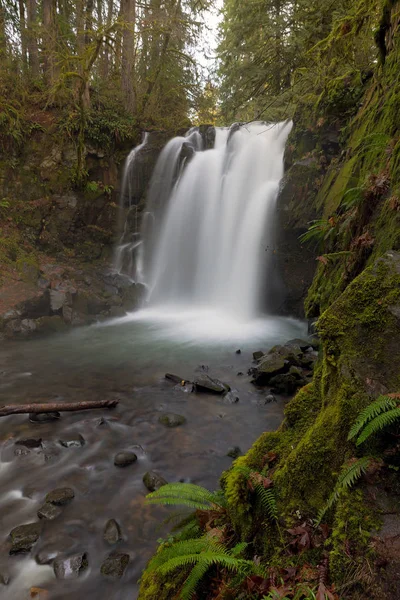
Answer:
[158,414,186,428]
[29,412,60,423]
[194,374,230,395]
[222,391,240,404]
[50,289,67,312]
[114,451,138,467]
[103,519,122,545]
[0,572,10,585]
[257,394,277,405]
[286,338,313,351]
[9,523,42,554]
[59,434,85,448]
[53,552,88,580]
[251,353,287,385]
[46,487,75,505]
[227,446,242,459]
[253,350,264,361]
[143,471,168,492]
[100,552,129,579]
[289,365,305,379]
[235,349,241,354]
[269,373,304,395]
[15,438,42,449]
[37,502,63,521]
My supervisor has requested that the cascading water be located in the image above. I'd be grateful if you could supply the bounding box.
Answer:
[114,121,293,338]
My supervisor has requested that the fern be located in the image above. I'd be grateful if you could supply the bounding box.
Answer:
[147,535,254,600]
[341,186,363,210]
[233,465,278,523]
[348,395,397,442]
[356,407,400,445]
[146,482,226,511]
[316,457,370,525]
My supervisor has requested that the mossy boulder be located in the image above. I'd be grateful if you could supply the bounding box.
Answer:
[223,251,400,534]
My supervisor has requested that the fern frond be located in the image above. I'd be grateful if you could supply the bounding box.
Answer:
[146,482,225,510]
[158,552,253,577]
[356,407,400,445]
[230,541,248,557]
[316,457,370,525]
[147,537,212,572]
[348,396,397,441]
[180,560,210,600]
[256,486,278,522]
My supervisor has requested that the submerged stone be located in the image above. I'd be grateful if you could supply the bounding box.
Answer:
[100,552,130,579]
[158,413,187,428]
[15,438,42,448]
[143,471,168,492]
[29,412,60,423]
[10,523,42,554]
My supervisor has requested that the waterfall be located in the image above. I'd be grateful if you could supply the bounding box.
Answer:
[114,121,292,322]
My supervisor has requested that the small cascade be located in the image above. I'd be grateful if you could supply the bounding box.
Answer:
[112,132,149,277]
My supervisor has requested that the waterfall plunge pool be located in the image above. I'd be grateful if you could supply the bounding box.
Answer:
[0,312,306,599]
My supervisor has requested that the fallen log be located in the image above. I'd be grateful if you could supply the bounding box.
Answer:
[0,399,119,418]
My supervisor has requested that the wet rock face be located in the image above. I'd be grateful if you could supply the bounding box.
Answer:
[100,552,130,579]
[114,451,138,467]
[143,471,168,492]
[45,487,75,505]
[9,523,42,554]
[103,519,122,545]
[53,552,88,580]
[158,413,186,428]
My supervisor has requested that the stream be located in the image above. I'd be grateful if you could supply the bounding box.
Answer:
[0,310,306,599]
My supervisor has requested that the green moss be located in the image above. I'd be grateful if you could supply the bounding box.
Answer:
[330,488,380,589]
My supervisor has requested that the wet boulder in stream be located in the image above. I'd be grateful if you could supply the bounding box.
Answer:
[9,523,42,554]
[143,471,168,492]
[37,502,63,521]
[103,519,122,545]
[194,374,230,395]
[53,552,88,580]
[114,451,138,467]
[101,552,130,579]
[59,434,85,448]
[45,487,75,505]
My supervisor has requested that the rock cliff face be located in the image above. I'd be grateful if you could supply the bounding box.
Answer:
[0,122,171,336]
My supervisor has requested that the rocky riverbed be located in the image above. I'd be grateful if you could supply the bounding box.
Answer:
[0,313,310,599]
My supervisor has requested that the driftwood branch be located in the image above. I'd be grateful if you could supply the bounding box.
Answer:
[0,399,119,417]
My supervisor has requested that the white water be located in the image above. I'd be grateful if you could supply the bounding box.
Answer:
[114,121,293,336]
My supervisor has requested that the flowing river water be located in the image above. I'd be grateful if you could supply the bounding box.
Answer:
[0,121,304,598]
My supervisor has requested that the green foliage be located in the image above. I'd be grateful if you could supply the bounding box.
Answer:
[146,535,253,600]
[348,395,400,445]
[348,395,397,441]
[316,457,371,525]
[146,482,227,511]
[299,219,338,250]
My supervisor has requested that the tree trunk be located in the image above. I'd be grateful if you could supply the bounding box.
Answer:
[18,0,28,72]
[42,0,57,85]
[121,0,136,112]
[26,0,40,77]
[85,0,94,45]
[101,0,113,77]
